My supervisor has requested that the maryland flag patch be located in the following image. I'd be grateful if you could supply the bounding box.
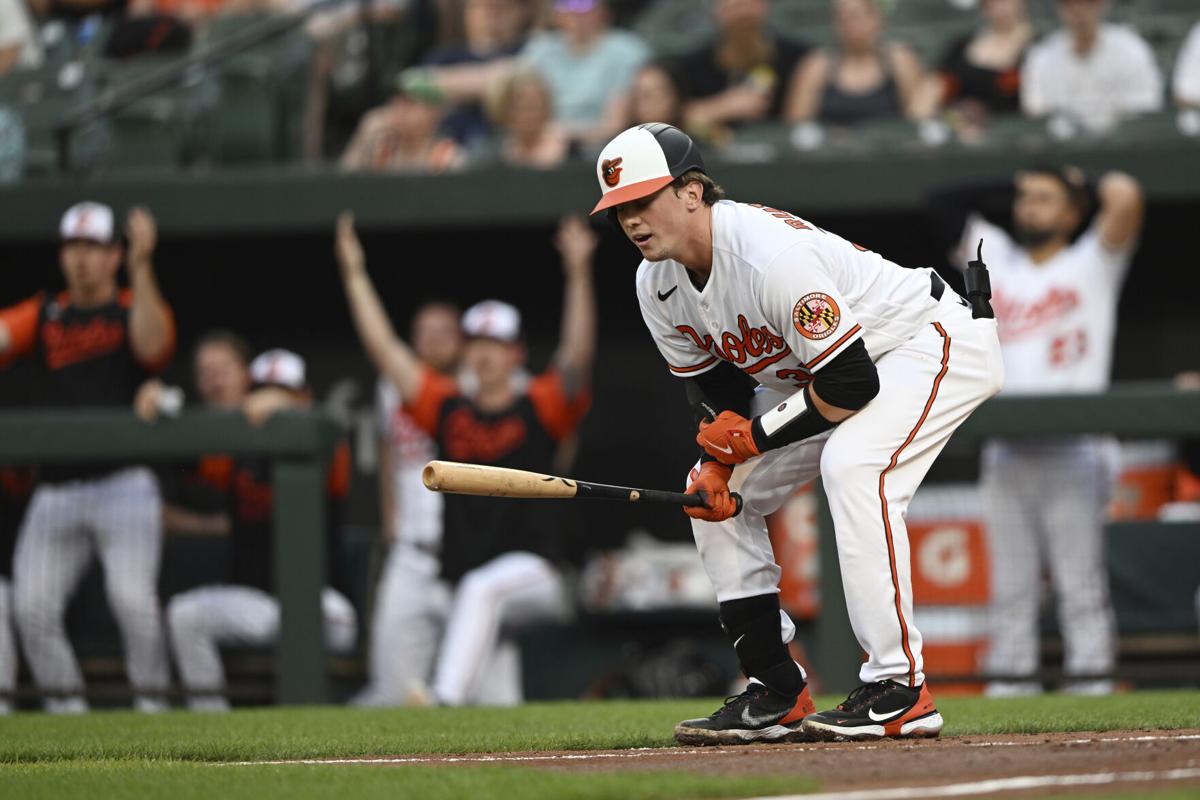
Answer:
[792,293,840,340]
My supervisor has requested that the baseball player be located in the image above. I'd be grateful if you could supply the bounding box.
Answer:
[0,468,33,714]
[334,213,595,706]
[590,123,1003,743]
[161,348,358,711]
[0,202,175,713]
[353,301,462,707]
[933,167,1144,696]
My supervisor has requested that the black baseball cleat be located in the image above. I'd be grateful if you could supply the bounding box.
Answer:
[674,680,816,746]
[801,680,943,742]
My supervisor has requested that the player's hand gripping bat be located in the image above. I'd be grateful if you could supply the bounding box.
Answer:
[422,460,744,517]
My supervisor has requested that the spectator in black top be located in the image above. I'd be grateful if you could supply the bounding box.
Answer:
[785,0,927,128]
[422,0,532,148]
[676,0,808,140]
[921,0,1032,142]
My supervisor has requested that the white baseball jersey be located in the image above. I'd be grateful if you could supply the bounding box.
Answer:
[377,378,442,550]
[959,215,1134,395]
[637,200,945,388]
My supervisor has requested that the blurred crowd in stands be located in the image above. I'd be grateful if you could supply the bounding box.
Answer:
[2,0,1200,177]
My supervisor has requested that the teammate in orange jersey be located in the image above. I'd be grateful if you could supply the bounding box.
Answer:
[334,213,596,706]
[0,202,175,713]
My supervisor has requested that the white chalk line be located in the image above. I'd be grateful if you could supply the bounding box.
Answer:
[222,732,1200,767]
[738,767,1200,800]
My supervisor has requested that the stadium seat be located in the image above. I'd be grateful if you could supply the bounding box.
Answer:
[99,56,215,171]
[200,15,314,164]
[633,0,715,57]
[0,62,104,175]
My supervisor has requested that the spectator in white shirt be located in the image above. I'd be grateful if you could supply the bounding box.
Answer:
[1021,0,1162,133]
[1174,21,1200,109]
[0,0,41,75]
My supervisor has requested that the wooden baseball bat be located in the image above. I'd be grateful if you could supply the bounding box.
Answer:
[422,460,743,516]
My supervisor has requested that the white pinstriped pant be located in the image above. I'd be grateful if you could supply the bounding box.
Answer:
[0,577,14,712]
[167,584,358,711]
[689,297,1003,687]
[12,468,169,707]
[981,438,1118,680]
[365,548,566,706]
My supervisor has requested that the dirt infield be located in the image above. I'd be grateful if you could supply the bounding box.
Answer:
[247,730,1200,798]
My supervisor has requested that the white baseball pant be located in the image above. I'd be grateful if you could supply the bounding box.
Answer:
[167,584,358,711]
[690,293,1003,687]
[0,577,14,714]
[12,468,169,711]
[981,438,1118,683]
[358,548,566,707]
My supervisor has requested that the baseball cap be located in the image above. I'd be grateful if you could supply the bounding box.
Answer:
[461,300,521,343]
[59,201,116,244]
[590,123,706,215]
[249,349,307,391]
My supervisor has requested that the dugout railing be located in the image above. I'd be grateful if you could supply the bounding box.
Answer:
[0,409,339,705]
[0,385,1197,704]
[813,382,1200,693]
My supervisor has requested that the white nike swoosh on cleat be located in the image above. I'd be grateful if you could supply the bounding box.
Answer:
[740,707,783,728]
[702,438,734,455]
[867,707,906,722]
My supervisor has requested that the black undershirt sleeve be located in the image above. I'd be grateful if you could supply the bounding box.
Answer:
[684,361,756,465]
[808,338,880,411]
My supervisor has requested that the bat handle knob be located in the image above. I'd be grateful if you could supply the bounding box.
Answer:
[731,492,744,518]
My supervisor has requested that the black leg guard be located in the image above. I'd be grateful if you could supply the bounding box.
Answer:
[719,593,804,697]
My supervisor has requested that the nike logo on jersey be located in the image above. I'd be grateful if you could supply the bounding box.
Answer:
[740,706,783,728]
[657,286,678,301]
[701,437,733,455]
[867,706,906,722]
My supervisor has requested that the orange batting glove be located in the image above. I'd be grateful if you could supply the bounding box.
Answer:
[685,462,738,522]
[696,410,761,466]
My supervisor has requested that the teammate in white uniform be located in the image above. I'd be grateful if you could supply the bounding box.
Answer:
[941,168,1144,696]
[352,302,462,707]
[591,123,1003,743]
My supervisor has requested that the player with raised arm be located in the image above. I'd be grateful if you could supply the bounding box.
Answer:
[335,213,596,706]
[353,301,462,707]
[0,202,175,713]
[591,123,1003,743]
[930,167,1144,696]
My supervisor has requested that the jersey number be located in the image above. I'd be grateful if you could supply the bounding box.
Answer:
[776,367,813,388]
[1049,329,1088,367]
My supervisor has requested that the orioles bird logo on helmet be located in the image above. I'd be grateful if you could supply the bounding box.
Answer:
[601,157,623,187]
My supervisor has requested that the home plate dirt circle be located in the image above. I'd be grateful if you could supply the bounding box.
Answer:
[236,730,1200,797]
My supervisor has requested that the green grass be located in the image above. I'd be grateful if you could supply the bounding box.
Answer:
[0,691,1195,764]
[0,761,815,800]
[0,691,1195,798]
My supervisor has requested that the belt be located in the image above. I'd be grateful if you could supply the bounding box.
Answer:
[930,271,945,301]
